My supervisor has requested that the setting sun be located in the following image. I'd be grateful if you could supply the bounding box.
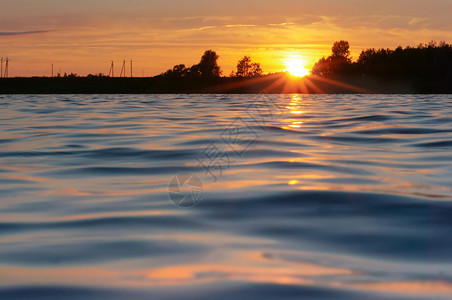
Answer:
[284,56,310,77]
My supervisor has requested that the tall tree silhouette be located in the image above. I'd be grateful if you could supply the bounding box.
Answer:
[198,50,221,78]
[312,41,353,76]
[331,40,351,62]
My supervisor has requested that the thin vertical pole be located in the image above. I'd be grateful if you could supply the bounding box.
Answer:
[108,61,114,77]
[130,60,133,78]
[1,57,3,78]
[4,58,8,78]
[120,60,125,77]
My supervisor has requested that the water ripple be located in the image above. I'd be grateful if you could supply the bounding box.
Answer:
[1,94,452,299]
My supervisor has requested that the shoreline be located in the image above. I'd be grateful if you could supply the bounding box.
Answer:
[1,74,450,94]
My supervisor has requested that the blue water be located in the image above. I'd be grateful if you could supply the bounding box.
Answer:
[1,94,452,299]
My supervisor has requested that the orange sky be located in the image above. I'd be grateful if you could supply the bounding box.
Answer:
[1,0,451,77]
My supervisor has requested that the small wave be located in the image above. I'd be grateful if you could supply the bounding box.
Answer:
[412,140,452,148]
[198,190,452,262]
[355,127,449,135]
[253,161,374,175]
[335,114,393,122]
[0,215,204,235]
[313,135,397,144]
[0,148,199,161]
[0,239,204,265]
[40,165,200,177]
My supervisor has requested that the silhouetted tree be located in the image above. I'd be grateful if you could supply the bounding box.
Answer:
[188,64,201,78]
[311,41,353,76]
[87,72,107,78]
[311,40,452,92]
[357,48,377,73]
[331,40,351,62]
[160,50,221,79]
[198,50,221,78]
[235,56,263,77]
[63,72,78,78]
[354,42,452,82]
[172,64,188,78]
[311,57,329,76]
[162,64,189,78]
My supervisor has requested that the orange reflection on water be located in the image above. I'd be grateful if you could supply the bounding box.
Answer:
[3,174,52,182]
[200,176,279,191]
[0,266,121,287]
[146,250,352,286]
[282,94,307,130]
[147,264,313,286]
[0,250,352,288]
[2,251,450,297]
[349,281,452,296]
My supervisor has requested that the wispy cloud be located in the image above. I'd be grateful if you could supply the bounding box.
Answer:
[0,30,52,37]
[225,24,257,28]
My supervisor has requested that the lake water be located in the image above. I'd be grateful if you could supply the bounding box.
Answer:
[1,94,452,299]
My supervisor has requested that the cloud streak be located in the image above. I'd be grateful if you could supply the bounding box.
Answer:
[0,30,52,37]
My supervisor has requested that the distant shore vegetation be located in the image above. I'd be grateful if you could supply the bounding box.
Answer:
[159,50,263,79]
[312,40,452,80]
[1,41,451,93]
[158,40,452,83]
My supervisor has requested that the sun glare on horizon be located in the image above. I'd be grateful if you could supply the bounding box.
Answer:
[284,56,310,77]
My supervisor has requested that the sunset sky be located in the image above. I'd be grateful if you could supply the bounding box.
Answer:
[1,0,451,77]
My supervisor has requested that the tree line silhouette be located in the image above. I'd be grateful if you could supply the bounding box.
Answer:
[1,41,451,93]
[159,41,451,91]
[160,50,262,79]
[312,40,452,92]
[49,41,452,84]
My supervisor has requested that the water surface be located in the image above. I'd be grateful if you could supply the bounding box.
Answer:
[1,94,452,299]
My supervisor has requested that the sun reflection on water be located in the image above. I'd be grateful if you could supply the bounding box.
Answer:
[282,94,306,130]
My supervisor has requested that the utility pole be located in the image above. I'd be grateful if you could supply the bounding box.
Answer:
[1,57,3,78]
[51,63,54,77]
[130,60,133,78]
[120,59,126,77]
[4,58,8,78]
[108,60,114,77]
